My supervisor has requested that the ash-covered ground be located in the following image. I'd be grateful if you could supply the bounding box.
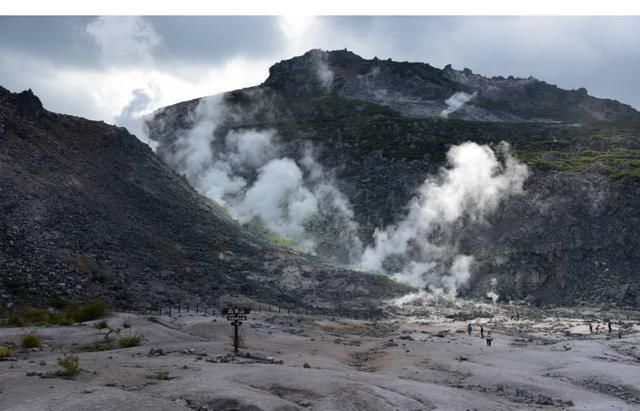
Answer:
[1,300,639,411]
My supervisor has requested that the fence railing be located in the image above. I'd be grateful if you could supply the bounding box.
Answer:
[118,302,385,322]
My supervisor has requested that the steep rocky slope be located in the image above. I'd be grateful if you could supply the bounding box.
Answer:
[148,49,640,307]
[0,86,410,310]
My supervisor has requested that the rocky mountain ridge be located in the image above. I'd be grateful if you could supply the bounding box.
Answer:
[263,49,640,123]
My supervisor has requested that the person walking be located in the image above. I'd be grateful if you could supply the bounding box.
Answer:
[486,331,493,347]
[480,325,484,339]
[467,323,473,336]
[589,323,593,334]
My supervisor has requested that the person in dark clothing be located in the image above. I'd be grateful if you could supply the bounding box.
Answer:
[486,331,493,347]
[608,321,612,333]
[480,325,484,339]
[467,323,472,336]
[589,323,593,334]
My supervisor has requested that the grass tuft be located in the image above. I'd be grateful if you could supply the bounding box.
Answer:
[119,334,144,348]
[0,345,15,357]
[21,333,42,349]
[57,354,80,377]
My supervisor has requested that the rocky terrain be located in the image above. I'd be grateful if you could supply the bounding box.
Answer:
[0,303,639,410]
[263,49,640,123]
[148,49,640,307]
[0,85,409,310]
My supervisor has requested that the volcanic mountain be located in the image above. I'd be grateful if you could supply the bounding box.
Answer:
[0,85,409,310]
[148,49,640,307]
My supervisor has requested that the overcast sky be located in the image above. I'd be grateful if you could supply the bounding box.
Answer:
[1,16,639,138]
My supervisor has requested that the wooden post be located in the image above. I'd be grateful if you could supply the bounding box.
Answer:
[233,320,239,354]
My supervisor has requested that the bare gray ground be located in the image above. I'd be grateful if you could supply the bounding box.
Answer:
[1,301,639,411]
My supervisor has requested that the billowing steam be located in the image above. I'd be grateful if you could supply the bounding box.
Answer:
[360,142,528,298]
[156,91,528,299]
[166,95,361,261]
[440,91,477,118]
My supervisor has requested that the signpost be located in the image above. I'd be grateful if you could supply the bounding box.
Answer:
[222,306,251,354]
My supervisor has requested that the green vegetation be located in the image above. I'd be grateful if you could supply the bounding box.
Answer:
[57,354,80,377]
[95,320,109,329]
[66,299,107,323]
[21,333,42,349]
[0,345,15,357]
[119,334,144,348]
[152,370,171,380]
[516,145,640,180]
[243,218,295,248]
[1,299,108,327]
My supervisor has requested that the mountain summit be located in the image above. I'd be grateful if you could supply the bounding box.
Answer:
[263,49,640,123]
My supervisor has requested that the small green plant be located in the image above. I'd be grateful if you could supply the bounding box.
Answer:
[57,354,80,377]
[119,334,144,348]
[154,370,170,380]
[95,320,109,329]
[21,333,42,349]
[0,345,15,357]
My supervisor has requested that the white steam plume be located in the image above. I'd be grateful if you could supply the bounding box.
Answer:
[311,50,334,90]
[165,95,361,260]
[440,91,477,118]
[114,88,158,150]
[360,142,528,298]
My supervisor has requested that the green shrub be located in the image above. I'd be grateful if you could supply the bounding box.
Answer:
[57,355,80,377]
[21,333,42,349]
[0,345,14,357]
[7,315,25,327]
[1,300,107,327]
[67,300,107,323]
[119,334,144,348]
[153,370,170,380]
[95,320,109,329]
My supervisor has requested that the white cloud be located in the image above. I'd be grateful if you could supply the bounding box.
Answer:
[86,16,161,66]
